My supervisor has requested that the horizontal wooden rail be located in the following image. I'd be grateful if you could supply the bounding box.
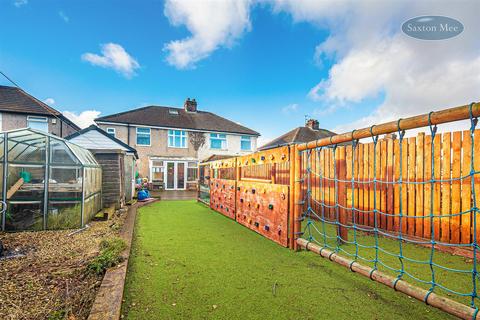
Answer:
[240,177,272,184]
[297,238,479,320]
[298,102,480,151]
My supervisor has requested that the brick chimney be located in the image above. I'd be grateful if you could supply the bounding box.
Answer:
[305,118,319,130]
[184,98,198,112]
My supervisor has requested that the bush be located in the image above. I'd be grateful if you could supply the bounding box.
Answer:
[87,237,127,275]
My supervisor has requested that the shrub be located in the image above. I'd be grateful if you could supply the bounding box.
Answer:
[87,237,127,275]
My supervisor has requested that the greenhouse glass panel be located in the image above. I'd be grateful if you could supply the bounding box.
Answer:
[1,129,102,231]
[6,202,44,231]
[51,138,80,165]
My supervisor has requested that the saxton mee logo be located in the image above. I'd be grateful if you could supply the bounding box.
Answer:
[402,16,464,40]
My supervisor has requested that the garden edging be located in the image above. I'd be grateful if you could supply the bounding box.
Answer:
[88,199,157,320]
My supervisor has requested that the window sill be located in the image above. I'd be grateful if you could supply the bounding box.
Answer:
[168,146,188,149]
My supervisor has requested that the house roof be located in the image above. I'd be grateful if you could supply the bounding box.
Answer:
[201,154,234,163]
[65,124,138,158]
[259,126,338,150]
[95,105,260,136]
[0,85,81,130]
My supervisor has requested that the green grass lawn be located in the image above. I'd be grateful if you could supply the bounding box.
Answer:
[122,201,455,319]
[300,218,478,307]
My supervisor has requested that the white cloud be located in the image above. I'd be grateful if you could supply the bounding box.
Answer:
[270,0,480,134]
[281,103,299,114]
[43,98,55,105]
[59,11,69,23]
[13,0,27,7]
[81,43,140,78]
[163,0,253,69]
[63,110,101,129]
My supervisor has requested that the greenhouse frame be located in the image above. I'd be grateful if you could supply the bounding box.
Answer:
[0,128,102,231]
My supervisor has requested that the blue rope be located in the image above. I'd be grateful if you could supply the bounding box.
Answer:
[470,102,478,307]
[298,110,479,309]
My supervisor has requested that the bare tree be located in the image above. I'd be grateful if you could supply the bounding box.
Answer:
[190,131,206,151]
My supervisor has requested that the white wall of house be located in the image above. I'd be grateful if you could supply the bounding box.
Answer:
[197,134,257,161]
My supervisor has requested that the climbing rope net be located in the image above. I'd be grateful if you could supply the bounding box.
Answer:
[299,106,480,310]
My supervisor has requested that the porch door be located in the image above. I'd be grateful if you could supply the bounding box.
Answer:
[166,162,175,189]
[165,161,187,190]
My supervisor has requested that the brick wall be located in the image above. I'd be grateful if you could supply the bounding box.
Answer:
[1,112,78,138]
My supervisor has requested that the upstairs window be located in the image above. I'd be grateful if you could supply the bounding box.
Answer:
[241,136,252,151]
[168,130,187,148]
[27,116,48,132]
[106,127,116,137]
[136,127,151,146]
[210,133,227,150]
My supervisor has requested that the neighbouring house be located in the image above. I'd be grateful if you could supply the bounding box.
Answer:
[0,85,80,137]
[259,119,337,150]
[65,125,138,209]
[95,98,259,190]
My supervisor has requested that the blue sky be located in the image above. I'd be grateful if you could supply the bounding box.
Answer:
[1,0,478,146]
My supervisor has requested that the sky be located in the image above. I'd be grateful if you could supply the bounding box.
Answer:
[0,0,479,147]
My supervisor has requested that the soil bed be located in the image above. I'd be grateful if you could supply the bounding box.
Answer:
[0,210,127,320]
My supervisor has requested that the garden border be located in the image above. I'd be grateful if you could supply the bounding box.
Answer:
[88,199,157,320]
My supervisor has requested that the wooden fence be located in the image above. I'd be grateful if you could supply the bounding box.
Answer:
[303,129,480,245]
[199,103,480,250]
[198,146,293,247]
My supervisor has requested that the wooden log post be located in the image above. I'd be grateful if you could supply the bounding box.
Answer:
[298,238,480,320]
[288,146,296,249]
[293,145,302,251]
[337,146,348,243]
[298,102,480,151]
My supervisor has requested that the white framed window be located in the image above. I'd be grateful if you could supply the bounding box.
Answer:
[27,116,48,132]
[151,160,164,182]
[168,130,187,148]
[210,133,227,150]
[187,161,198,182]
[241,136,252,151]
[106,127,116,137]
[136,127,151,146]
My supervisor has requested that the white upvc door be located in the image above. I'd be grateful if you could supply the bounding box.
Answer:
[164,161,187,190]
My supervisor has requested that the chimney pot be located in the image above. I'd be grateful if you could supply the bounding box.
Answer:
[306,119,319,130]
[184,98,198,112]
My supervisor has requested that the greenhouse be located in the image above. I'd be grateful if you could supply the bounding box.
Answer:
[0,128,102,231]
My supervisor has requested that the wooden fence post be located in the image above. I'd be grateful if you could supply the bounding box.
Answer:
[337,146,348,243]
[293,144,302,250]
[288,146,295,249]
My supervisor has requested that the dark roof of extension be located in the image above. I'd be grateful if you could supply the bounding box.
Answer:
[65,124,138,158]
[0,85,81,130]
[259,126,338,150]
[95,105,260,136]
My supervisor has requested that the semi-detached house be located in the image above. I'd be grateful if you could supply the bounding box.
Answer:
[95,98,259,190]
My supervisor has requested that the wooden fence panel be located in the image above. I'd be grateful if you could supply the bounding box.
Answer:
[415,133,425,238]
[441,133,451,243]
[452,132,462,243]
[461,130,472,244]
[433,134,442,242]
[424,135,432,239]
